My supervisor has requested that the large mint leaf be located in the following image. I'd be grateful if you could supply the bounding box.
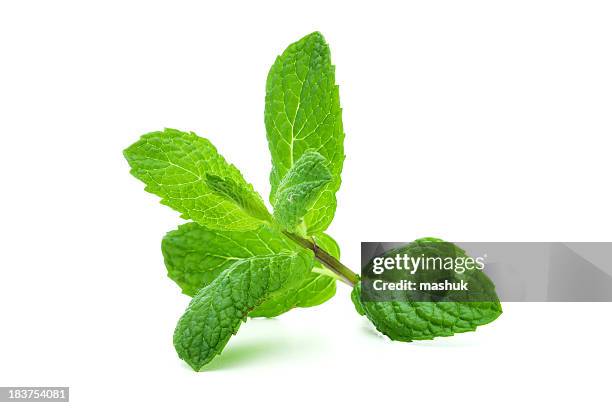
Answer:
[265,32,344,234]
[162,222,337,316]
[173,251,313,370]
[124,128,271,231]
[272,151,332,233]
[352,239,502,341]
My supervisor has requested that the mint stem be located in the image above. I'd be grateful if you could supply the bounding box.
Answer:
[283,232,360,286]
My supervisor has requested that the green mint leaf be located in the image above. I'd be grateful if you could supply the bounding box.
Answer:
[250,231,339,318]
[162,222,338,317]
[352,285,502,341]
[313,231,340,259]
[203,174,271,222]
[124,128,271,231]
[173,251,313,370]
[352,239,502,341]
[162,222,294,297]
[249,272,336,318]
[272,151,332,233]
[265,32,345,234]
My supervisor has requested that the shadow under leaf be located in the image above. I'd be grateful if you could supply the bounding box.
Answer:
[198,318,326,371]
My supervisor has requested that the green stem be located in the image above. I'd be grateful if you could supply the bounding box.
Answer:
[283,231,360,287]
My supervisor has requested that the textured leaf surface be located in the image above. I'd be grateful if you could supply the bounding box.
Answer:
[352,285,502,341]
[124,128,271,231]
[162,222,338,317]
[162,223,294,296]
[352,239,502,341]
[250,231,339,318]
[174,251,313,370]
[265,32,344,234]
[250,272,336,318]
[272,151,332,233]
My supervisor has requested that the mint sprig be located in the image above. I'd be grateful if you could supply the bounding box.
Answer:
[124,32,501,371]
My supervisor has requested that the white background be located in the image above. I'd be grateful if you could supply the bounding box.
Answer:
[1,1,611,406]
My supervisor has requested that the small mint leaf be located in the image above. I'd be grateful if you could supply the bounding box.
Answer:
[272,151,332,233]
